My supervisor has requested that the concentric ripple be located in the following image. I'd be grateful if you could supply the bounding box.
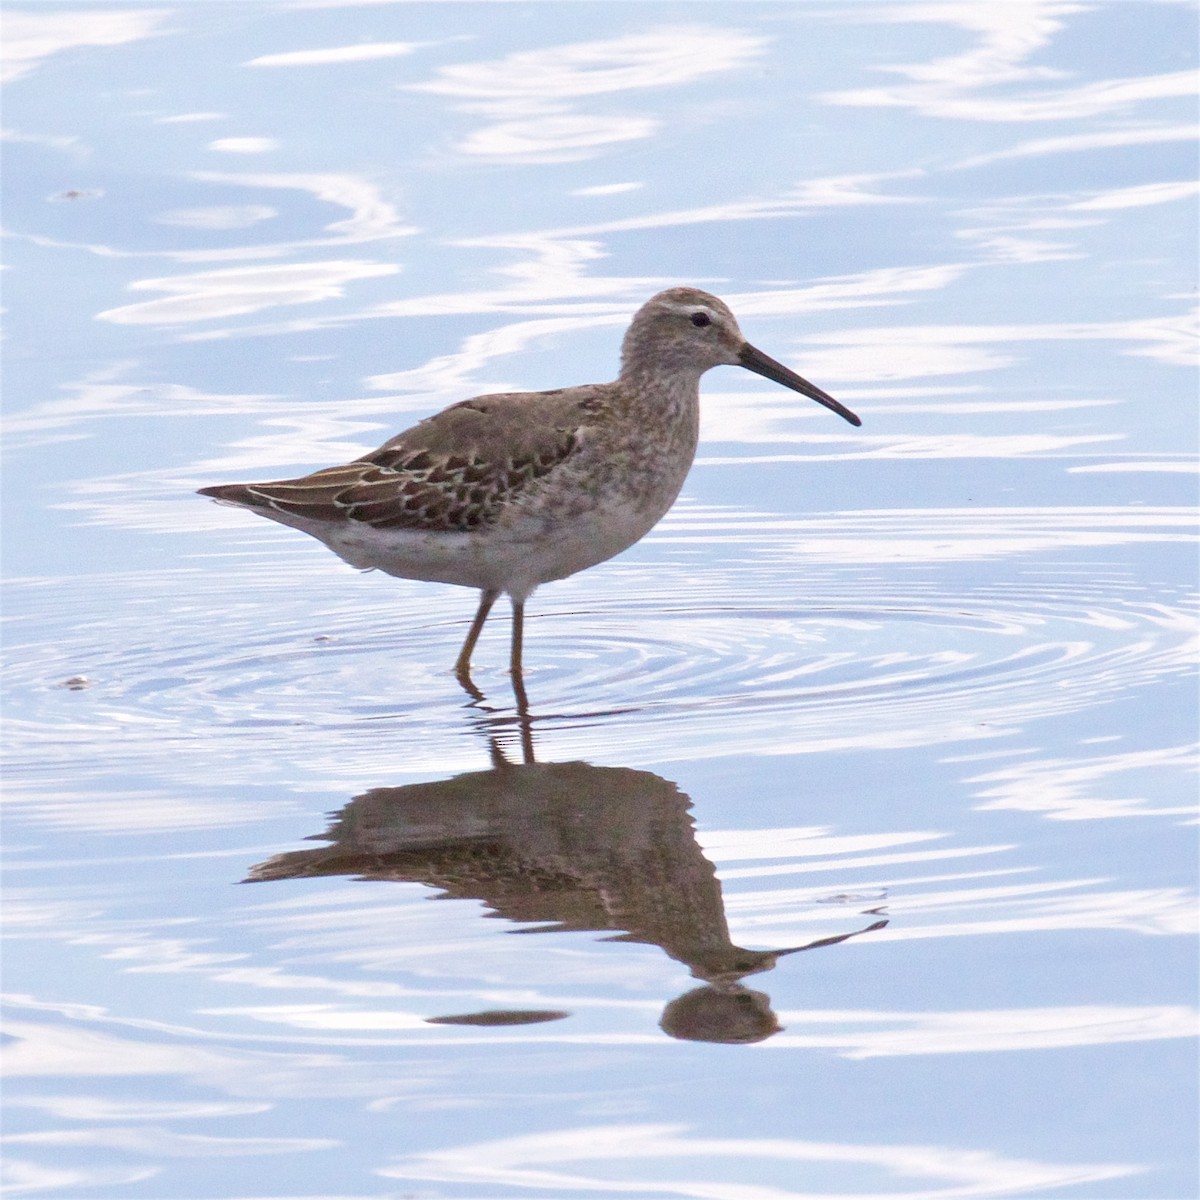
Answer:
[4,505,1196,781]
[522,568,1195,760]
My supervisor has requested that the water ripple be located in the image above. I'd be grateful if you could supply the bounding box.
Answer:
[4,512,1194,779]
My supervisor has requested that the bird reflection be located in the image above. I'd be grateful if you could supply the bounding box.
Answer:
[246,705,885,1044]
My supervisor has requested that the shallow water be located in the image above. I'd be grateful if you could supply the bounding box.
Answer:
[3,3,1198,1198]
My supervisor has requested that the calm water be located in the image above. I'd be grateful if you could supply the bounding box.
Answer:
[2,3,1198,1198]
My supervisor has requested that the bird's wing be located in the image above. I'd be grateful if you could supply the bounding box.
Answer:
[203,390,597,532]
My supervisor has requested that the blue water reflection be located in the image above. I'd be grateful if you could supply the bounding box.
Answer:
[3,3,1197,1198]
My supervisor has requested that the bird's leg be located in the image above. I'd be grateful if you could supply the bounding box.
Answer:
[454,588,499,684]
[508,597,533,756]
[509,597,526,681]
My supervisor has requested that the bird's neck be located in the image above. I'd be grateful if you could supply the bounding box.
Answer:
[614,368,701,432]
[617,358,703,398]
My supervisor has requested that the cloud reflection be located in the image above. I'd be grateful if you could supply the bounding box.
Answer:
[7,1096,269,1121]
[245,41,422,68]
[795,311,1198,381]
[1068,180,1200,210]
[3,363,284,447]
[1,1158,154,1196]
[152,111,226,125]
[154,205,277,230]
[0,127,85,156]
[821,4,1197,123]
[541,171,923,238]
[409,27,767,162]
[953,123,1200,169]
[776,1004,1198,1058]
[13,169,416,271]
[97,259,398,325]
[4,1127,337,1157]
[457,113,657,161]
[966,742,1200,821]
[207,136,279,155]
[656,505,1197,561]
[380,1121,1135,1198]
[412,27,766,102]
[0,8,170,83]
[1068,460,1198,474]
[188,169,416,250]
[0,1016,272,1080]
[572,181,643,197]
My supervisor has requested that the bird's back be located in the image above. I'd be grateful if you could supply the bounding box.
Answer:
[197,380,692,597]
[199,385,606,534]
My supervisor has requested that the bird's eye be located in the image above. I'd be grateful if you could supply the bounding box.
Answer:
[690,312,711,328]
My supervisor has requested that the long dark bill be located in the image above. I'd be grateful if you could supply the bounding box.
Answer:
[739,343,861,427]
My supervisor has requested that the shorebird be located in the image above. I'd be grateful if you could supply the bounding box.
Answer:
[199,287,861,684]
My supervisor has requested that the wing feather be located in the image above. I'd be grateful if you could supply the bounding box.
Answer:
[200,389,597,532]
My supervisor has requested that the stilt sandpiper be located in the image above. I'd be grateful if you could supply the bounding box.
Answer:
[199,287,861,684]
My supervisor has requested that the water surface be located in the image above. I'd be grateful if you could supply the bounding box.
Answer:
[2,3,1197,1198]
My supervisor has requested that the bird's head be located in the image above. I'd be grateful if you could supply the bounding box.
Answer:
[621,286,861,427]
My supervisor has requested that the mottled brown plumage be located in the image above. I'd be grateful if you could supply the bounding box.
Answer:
[199,287,860,683]
[205,393,588,532]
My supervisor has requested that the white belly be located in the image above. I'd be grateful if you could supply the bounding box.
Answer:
[318,493,667,601]
[267,421,697,601]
